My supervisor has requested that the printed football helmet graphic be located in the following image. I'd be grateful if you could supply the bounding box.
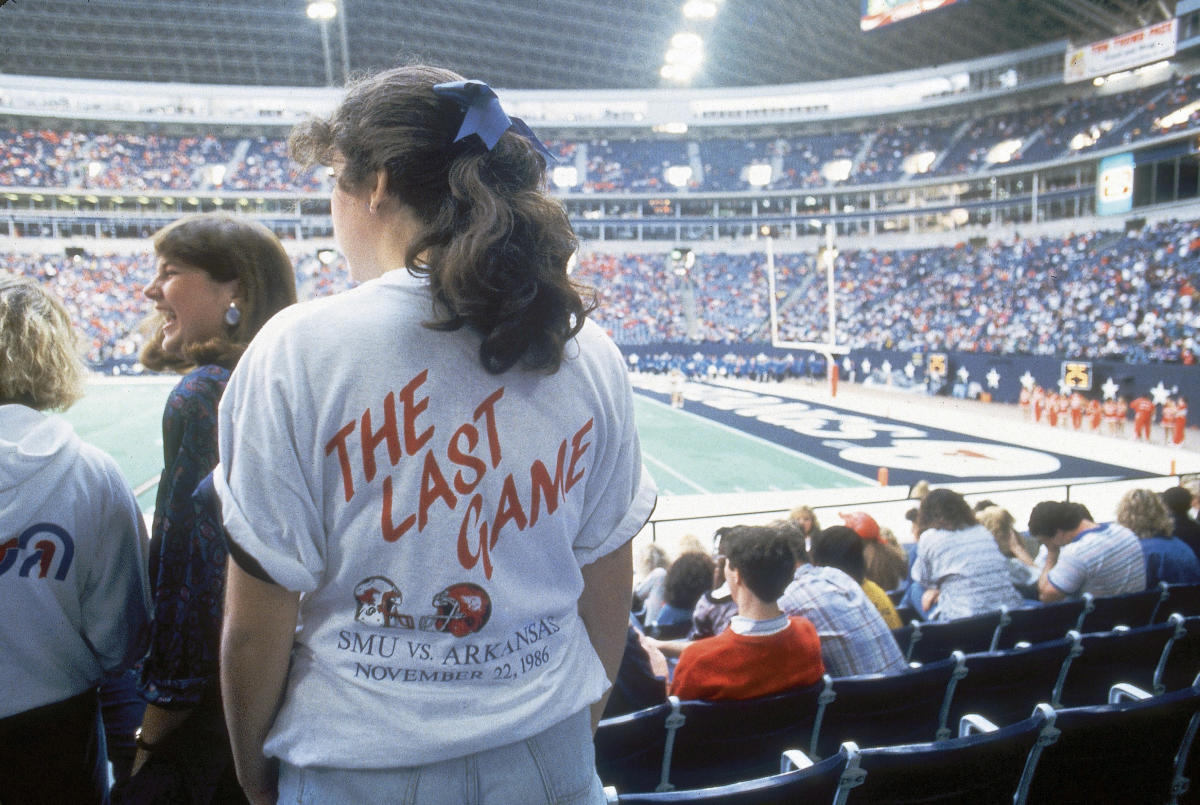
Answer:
[354,576,412,628]
[419,582,492,638]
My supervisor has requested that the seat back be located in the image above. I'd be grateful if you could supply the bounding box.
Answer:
[1058,617,1185,708]
[596,699,680,795]
[839,705,1059,805]
[1159,582,1200,622]
[906,610,1005,664]
[611,745,858,805]
[810,652,966,759]
[1160,615,1200,693]
[947,633,1081,727]
[662,680,827,792]
[1078,582,1169,633]
[992,599,1087,650]
[1024,683,1200,805]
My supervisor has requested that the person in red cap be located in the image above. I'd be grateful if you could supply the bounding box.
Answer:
[840,512,909,594]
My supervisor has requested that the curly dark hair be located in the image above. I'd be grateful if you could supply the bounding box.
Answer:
[289,64,593,374]
[663,551,716,611]
[915,488,977,535]
[724,524,799,602]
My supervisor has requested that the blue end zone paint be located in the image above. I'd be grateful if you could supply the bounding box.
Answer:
[635,382,1155,488]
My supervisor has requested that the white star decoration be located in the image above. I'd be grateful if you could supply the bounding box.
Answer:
[1151,381,1171,405]
[881,360,893,375]
[957,366,970,382]
[842,357,852,373]
[904,363,916,380]
[861,358,872,374]
[1101,377,1119,400]
[1058,380,1071,395]
[1020,371,1036,390]
[986,368,1000,389]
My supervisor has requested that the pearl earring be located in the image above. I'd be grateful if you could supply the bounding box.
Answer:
[224,301,241,327]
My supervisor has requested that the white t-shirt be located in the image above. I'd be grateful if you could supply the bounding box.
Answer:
[215,270,657,768]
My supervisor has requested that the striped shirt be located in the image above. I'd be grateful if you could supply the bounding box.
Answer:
[912,524,1025,621]
[1048,522,1146,598]
[777,565,907,677]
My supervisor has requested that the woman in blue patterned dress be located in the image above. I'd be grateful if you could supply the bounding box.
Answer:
[114,213,295,803]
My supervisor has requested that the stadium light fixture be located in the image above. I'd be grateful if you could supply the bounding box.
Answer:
[662,31,703,83]
[682,0,718,20]
[306,1,336,20]
[986,139,1022,164]
[821,159,852,183]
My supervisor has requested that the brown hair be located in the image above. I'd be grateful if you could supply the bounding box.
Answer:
[289,64,591,374]
[0,273,84,411]
[915,488,977,534]
[140,214,297,372]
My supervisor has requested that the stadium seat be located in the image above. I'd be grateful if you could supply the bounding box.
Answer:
[656,679,829,792]
[808,652,966,759]
[1160,615,1200,694]
[604,744,859,804]
[595,698,681,794]
[836,705,1060,805]
[1057,615,1187,707]
[945,633,1082,727]
[1023,681,1200,805]
[647,622,693,640]
[1078,582,1170,633]
[1159,583,1200,622]
[992,599,1088,650]
[903,610,1006,664]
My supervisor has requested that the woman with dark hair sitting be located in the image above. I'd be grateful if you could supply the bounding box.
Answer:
[911,488,1024,620]
[654,551,717,631]
[214,65,656,804]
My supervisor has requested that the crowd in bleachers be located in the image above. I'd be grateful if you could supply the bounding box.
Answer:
[9,216,1200,369]
[5,72,1200,195]
[597,484,1200,798]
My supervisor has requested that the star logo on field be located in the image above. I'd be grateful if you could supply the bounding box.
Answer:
[1020,371,1036,390]
[1101,377,1119,400]
[986,368,1000,389]
[1151,381,1171,405]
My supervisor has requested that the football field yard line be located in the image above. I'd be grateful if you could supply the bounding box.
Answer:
[640,451,712,495]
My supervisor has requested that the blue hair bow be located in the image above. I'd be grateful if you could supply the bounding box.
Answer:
[433,80,557,163]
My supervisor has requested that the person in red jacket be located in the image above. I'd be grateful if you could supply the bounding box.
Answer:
[1032,386,1046,423]
[1069,391,1085,430]
[670,525,824,702]
[1131,395,1156,441]
[1173,397,1188,446]
[1162,398,1178,445]
[1086,398,1103,431]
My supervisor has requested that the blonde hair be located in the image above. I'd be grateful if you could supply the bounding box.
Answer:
[0,273,85,412]
[636,543,670,578]
[976,505,1018,558]
[1116,488,1174,540]
[788,504,821,535]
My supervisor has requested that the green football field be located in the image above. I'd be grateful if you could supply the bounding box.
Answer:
[61,378,872,514]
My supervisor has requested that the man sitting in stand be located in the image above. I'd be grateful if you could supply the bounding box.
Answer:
[1026,500,1146,603]
[670,525,824,701]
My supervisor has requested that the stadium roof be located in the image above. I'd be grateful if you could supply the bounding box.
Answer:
[0,0,1180,90]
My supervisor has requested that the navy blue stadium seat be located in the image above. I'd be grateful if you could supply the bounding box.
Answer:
[596,699,680,794]
[946,633,1081,727]
[992,599,1088,650]
[660,679,828,792]
[1058,616,1186,708]
[808,652,966,759]
[604,744,858,805]
[1161,615,1200,694]
[1024,681,1200,805]
[904,610,1005,664]
[647,621,692,640]
[1159,583,1200,623]
[1078,582,1169,633]
[837,705,1059,805]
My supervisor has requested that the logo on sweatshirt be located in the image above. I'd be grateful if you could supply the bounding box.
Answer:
[0,523,74,580]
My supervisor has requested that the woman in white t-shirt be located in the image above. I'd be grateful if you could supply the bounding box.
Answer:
[215,65,656,805]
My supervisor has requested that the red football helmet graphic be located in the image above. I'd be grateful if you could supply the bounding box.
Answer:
[354,576,411,628]
[420,582,492,637]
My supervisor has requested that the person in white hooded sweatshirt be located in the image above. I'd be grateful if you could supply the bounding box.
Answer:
[0,272,151,805]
